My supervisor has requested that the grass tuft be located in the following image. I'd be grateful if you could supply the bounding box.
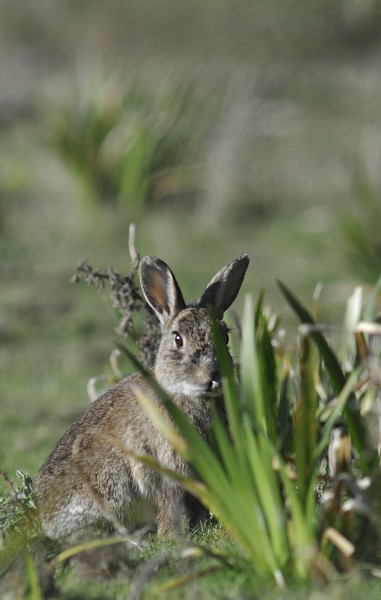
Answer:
[1,273,381,597]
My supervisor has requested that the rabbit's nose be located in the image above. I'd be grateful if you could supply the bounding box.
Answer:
[209,370,221,390]
[211,369,220,382]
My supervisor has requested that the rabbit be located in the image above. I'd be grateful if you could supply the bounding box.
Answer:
[34,254,249,540]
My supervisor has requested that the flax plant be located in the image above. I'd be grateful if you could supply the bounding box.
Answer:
[136,278,381,585]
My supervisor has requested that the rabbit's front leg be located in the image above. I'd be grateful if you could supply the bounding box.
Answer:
[155,485,184,536]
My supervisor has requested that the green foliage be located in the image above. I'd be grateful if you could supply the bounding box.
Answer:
[277,280,373,470]
[21,549,44,600]
[1,279,381,596]
[48,74,221,208]
[135,280,381,586]
[294,332,318,504]
[0,473,44,600]
[0,471,37,537]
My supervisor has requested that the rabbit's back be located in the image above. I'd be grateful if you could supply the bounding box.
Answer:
[37,373,150,470]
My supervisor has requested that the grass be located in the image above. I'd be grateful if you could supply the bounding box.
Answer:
[2,271,381,598]
[1,2,381,597]
[47,74,221,209]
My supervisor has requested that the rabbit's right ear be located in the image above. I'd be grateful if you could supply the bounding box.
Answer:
[199,254,249,320]
[140,256,186,326]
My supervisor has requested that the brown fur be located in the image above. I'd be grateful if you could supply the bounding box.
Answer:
[35,255,249,539]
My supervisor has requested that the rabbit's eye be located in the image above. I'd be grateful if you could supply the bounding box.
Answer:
[173,332,183,348]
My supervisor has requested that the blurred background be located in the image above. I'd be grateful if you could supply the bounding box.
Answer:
[1,0,381,476]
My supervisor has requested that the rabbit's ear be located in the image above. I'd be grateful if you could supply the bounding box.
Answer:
[199,254,249,319]
[140,256,186,326]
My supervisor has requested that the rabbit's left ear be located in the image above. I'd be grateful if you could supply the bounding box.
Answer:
[140,256,186,327]
[199,254,249,320]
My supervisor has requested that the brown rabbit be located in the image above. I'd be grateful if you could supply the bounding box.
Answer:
[35,254,249,540]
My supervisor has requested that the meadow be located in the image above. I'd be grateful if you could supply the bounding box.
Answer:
[1,1,381,598]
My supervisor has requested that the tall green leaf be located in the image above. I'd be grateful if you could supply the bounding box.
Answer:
[255,295,278,442]
[294,331,318,505]
[363,273,381,322]
[243,421,289,566]
[241,294,276,438]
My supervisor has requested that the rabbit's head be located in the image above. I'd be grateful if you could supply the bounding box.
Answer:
[140,255,249,398]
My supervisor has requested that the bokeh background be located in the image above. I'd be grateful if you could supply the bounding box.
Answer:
[1,0,381,477]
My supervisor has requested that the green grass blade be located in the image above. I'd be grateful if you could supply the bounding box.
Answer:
[241,294,270,435]
[295,332,318,504]
[339,286,363,368]
[211,412,281,569]
[137,390,228,495]
[278,366,292,456]
[209,312,243,452]
[243,292,282,442]
[174,418,277,573]
[22,548,43,600]
[243,421,289,567]
[272,454,315,578]
[209,408,249,488]
[200,410,281,571]
[256,309,278,442]
[363,273,381,321]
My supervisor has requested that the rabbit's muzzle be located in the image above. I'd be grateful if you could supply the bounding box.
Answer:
[203,366,222,396]
[187,356,222,397]
[155,352,223,399]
